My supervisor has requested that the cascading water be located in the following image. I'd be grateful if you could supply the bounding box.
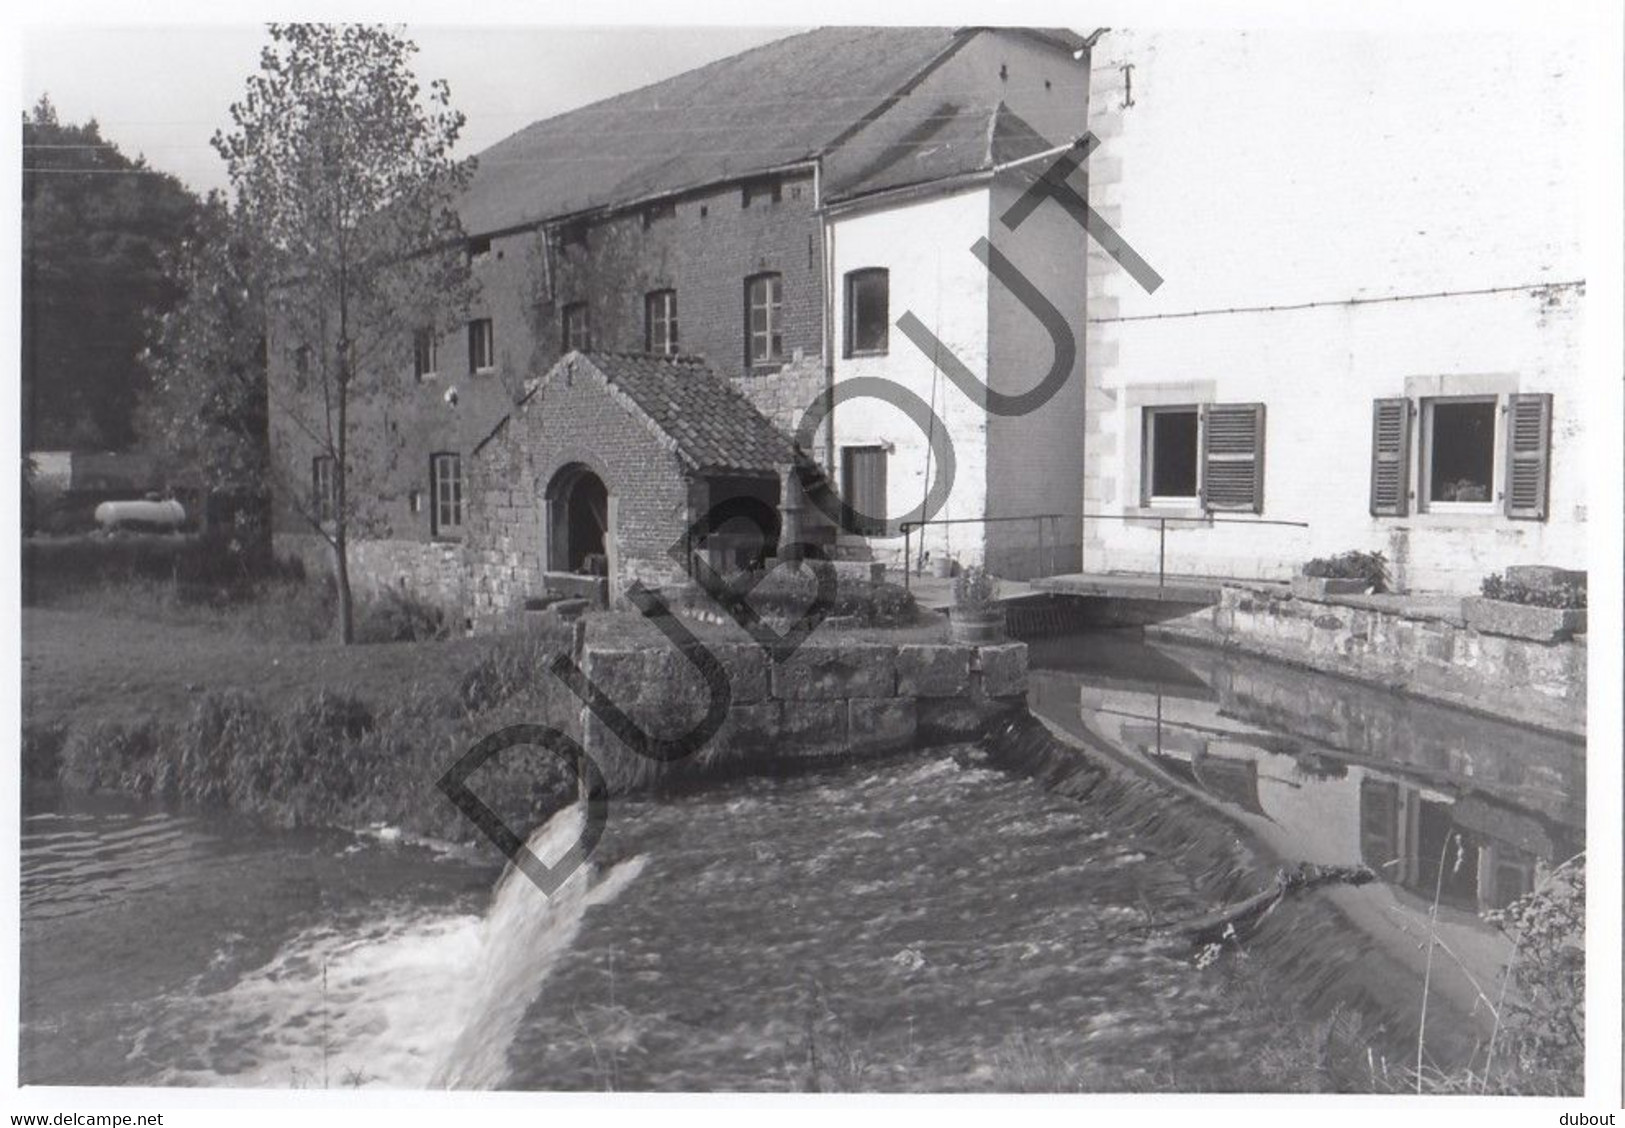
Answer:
[70,803,645,1090]
[430,806,646,1088]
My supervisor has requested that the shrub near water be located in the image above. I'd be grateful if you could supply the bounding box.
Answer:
[29,627,582,841]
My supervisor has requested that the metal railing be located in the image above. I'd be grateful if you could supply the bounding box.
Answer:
[1078,511,1311,588]
[897,511,1311,590]
[898,513,1065,590]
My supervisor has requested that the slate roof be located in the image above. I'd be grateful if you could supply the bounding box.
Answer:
[822,101,1057,203]
[537,351,799,475]
[457,26,1088,234]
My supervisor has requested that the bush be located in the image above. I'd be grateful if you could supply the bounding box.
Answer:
[1479,856,1585,1093]
[675,567,919,628]
[353,586,451,643]
[1480,572,1587,610]
[952,565,999,608]
[1302,550,1388,593]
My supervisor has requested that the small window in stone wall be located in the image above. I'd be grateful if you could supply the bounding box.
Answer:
[468,318,494,373]
[645,289,678,355]
[431,452,463,537]
[642,201,676,229]
[562,302,591,352]
[745,273,783,367]
[741,178,781,208]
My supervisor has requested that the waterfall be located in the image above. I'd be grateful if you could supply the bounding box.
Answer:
[430,805,646,1089]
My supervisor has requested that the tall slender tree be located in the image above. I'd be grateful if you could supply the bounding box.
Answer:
[214,24,475,642]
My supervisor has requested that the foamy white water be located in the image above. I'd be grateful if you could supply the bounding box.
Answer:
[144,805,644,1089]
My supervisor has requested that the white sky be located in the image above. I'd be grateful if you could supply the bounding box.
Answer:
[21,25,802,196]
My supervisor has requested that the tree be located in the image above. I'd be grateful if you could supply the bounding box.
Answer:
[138,194,272,567]
[215,24,476,642]
[23,95,202,450]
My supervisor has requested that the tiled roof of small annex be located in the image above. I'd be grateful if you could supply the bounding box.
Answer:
[551,351,800,475]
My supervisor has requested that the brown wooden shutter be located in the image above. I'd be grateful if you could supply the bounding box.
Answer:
[1201,403,1265,513]
[1503,393,1553,520]
[1369,398,1411,517]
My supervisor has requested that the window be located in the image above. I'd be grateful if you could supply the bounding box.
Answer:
[430,452,463,537]
[845,268,890,356]
[1143,407,1199,504]
[742,178,781,208]
[561,222,588,250]
[841,446,888,536]
[1374,393,1552,520]
[645,290,678,355]
[1422,397,1497,510]
[745,273,783,367]
[413,328,437,381]
[468,319,494,373]
[642,201,676,229]
[1140,403,1266,512]
[294,344,310,376]
[562,302,590,352]
[311,456,336,523]
[467,235,492,263]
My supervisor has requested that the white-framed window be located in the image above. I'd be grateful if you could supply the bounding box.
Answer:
[430,452,463,537]
[1140,403,1267,513]
[562,302,590,352]
[311,455,336,523]
[845,268,889,356]
[468,318,494,373]
[1142,406,1200,505]
[745,272,783,367]
[645,289,678,355]
[413,328,437,382]
[1420,396,1497,513]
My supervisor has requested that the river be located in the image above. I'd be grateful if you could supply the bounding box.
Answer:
[19,632,1583,1090]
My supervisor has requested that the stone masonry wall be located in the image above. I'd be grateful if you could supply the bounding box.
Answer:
[578,637,1029,789]
[1149,584,1586,738]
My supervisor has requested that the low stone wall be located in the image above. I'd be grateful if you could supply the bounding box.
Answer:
[273,533,468,618]
[578,637,1028,789]
[1149,584,1586,737]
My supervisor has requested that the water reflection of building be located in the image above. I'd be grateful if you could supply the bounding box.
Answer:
[1026,633,1583,917]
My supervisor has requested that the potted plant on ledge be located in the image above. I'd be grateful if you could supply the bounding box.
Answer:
[949,565,1005,644]
[1463,568,1587,643]
[1291,550,1389,600]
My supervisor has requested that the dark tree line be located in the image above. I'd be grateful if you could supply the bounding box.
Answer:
[22,95,202,451]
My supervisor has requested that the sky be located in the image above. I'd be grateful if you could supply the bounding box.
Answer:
[21,25,803,196]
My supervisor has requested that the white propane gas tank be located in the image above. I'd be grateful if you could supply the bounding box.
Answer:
[94,498,186,532]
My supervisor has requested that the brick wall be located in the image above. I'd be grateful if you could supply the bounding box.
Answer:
[464,355,697,631]
[270,172,828,601]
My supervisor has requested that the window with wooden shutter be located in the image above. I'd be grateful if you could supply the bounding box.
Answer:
[1200,403,1265,513]
[1370,398,1412,516]
[1503,393,1552,520]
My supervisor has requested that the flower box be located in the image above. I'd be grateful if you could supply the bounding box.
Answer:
[1461,597,1587,643]
[949,605,1006,645]
[1290,576,1370,601]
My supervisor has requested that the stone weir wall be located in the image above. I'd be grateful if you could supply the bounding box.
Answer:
[1149,584,1586,738]
[577,637,1030,791]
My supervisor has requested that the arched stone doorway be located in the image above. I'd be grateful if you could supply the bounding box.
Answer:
[546,462,610,575]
